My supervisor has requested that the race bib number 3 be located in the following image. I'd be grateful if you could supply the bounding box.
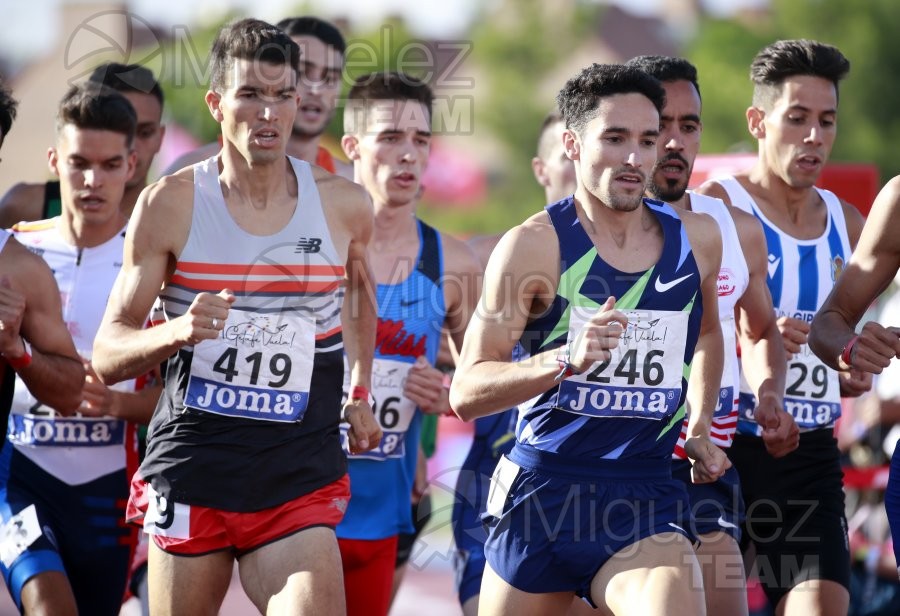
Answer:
[557,308,688,420]
[0,505,42,567]
[186,310,315,422]
[340,357,416,460]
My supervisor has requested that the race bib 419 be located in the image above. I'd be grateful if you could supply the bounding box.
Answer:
[186,310,315,422]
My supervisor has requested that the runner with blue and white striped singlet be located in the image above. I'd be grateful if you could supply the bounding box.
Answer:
[632,54,795,616]
[706,171,863,613]
[718,177,853,434]
[694,41,865,616]
[450,63,729,616]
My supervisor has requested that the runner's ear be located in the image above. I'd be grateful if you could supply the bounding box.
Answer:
[341,134,360,161]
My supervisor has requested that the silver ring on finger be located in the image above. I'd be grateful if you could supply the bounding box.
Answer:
[211,317,218,330]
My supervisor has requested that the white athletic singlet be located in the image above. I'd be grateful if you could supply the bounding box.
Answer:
[9,219,136,485]
[673,191,749,458]
[718,176,852,433]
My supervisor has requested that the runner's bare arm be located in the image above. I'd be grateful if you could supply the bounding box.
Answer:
[443,236,483,357]
[731,208,797,456]
[335,182,381,452]
[811,176,900,372]
[2,240,83,414]
[834,197,874,396]
[79,360,161,425]
[681,212,729,482]
[93,173,230,385]
[732,208,787,403]
[451,214,623,420]
[339,185,376,395]
[682,213,724,437]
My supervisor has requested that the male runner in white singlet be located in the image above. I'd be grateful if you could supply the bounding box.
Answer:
[698,39,866,616]
[629,54,796,616]
[93,19,381,615]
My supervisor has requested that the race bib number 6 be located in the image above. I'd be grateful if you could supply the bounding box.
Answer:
[557,308,688,420]
[340,357,416,460]
[186,309,315,422]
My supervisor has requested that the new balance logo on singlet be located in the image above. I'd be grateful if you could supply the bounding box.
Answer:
[295,238,322,253]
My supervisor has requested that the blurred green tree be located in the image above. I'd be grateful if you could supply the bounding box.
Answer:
[422,0,599,235]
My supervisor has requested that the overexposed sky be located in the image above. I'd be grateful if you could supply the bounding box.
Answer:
[2,0,766,67]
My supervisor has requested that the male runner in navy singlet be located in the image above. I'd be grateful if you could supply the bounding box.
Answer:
[451,63,729,616]
[453,108,576,616]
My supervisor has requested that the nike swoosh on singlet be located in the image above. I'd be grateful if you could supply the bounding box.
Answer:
[717,515,738,530]
[654,273,693,293]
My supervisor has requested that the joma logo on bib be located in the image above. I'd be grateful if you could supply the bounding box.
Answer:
[9,416,123,447]
[187,377,307,422]
[563,385,677,418]
[784,399,841,428]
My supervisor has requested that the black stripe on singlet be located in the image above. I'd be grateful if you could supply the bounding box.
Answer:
[0,364,14,448]
[416,222,441,286]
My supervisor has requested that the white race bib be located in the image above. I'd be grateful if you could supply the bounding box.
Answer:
[186,309,315,422]
[485,455,520,518]
[0,505,42,567]
[9,347,131,447]
[557,308,688,420]
[782,344,841,429]
[738,344,841,431]
[340,357,417,460]
[143,484,190,539]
